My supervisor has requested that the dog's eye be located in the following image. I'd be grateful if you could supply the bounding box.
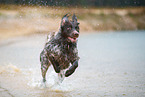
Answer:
[67,27,71,30]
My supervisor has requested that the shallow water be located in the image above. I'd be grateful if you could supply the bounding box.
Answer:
[0,31,145,97]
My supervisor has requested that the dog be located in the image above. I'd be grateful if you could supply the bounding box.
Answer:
[40,14,80,82]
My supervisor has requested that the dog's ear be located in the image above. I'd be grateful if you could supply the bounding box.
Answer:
[61,14,70,26]
[72,14,79,25]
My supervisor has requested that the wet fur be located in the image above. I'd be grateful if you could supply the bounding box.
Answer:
[40,14,80,82]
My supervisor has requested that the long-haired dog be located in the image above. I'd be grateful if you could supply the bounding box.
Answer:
[40,14,80,82]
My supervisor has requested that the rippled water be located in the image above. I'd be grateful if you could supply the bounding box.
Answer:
[0,31,145,97]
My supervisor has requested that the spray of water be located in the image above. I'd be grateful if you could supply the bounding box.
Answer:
[26,65,72,92]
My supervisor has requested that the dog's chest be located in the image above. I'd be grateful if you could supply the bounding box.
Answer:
[48,44,77,69]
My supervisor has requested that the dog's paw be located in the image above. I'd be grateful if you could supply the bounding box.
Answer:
[40,80,47,88]
[65,70,75,77]
[58,70,65,83]
[43,78,46,83]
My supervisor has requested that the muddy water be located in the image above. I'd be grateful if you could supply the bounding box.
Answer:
[0,31,145,97]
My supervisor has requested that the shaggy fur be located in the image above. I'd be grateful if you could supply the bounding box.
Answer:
[40,14,80,82]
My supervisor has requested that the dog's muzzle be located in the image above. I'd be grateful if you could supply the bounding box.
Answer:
[68,30,79,43]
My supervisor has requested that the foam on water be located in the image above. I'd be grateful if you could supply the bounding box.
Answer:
[0,63,21,75]
[27,66,72,92]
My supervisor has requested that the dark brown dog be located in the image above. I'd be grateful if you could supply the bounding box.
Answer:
[40,14,80,82]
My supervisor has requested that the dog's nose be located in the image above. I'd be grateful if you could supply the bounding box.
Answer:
[74,31,79,37]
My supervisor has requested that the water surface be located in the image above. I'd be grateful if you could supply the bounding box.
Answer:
[0,31,145,97]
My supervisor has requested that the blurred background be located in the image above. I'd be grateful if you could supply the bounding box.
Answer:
[0,1,145,97]
[0,0,145,40]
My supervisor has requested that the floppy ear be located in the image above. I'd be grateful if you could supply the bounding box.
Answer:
[61,14,70,26]
[72,14,79,25]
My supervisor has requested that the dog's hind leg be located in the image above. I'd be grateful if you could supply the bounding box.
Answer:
[40,51,50,82]
[41,64,50,82]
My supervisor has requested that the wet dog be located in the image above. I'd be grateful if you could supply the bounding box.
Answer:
[40,14,80,82]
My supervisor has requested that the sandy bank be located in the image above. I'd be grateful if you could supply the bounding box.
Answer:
[0,5,145,40]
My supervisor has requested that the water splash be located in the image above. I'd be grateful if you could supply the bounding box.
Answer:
[27,66,72,92]
[0,63,21,75]
[0,63,72,93]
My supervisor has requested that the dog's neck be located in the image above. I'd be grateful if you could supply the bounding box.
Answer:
[55,31,77,49]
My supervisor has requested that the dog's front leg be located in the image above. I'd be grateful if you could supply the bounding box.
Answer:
[48,55,60,73]
[65,60,78,77]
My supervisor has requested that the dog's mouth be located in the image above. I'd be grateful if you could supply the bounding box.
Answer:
[68,37,78,43]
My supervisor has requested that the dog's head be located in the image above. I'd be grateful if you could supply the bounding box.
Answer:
[60,14,80,43]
